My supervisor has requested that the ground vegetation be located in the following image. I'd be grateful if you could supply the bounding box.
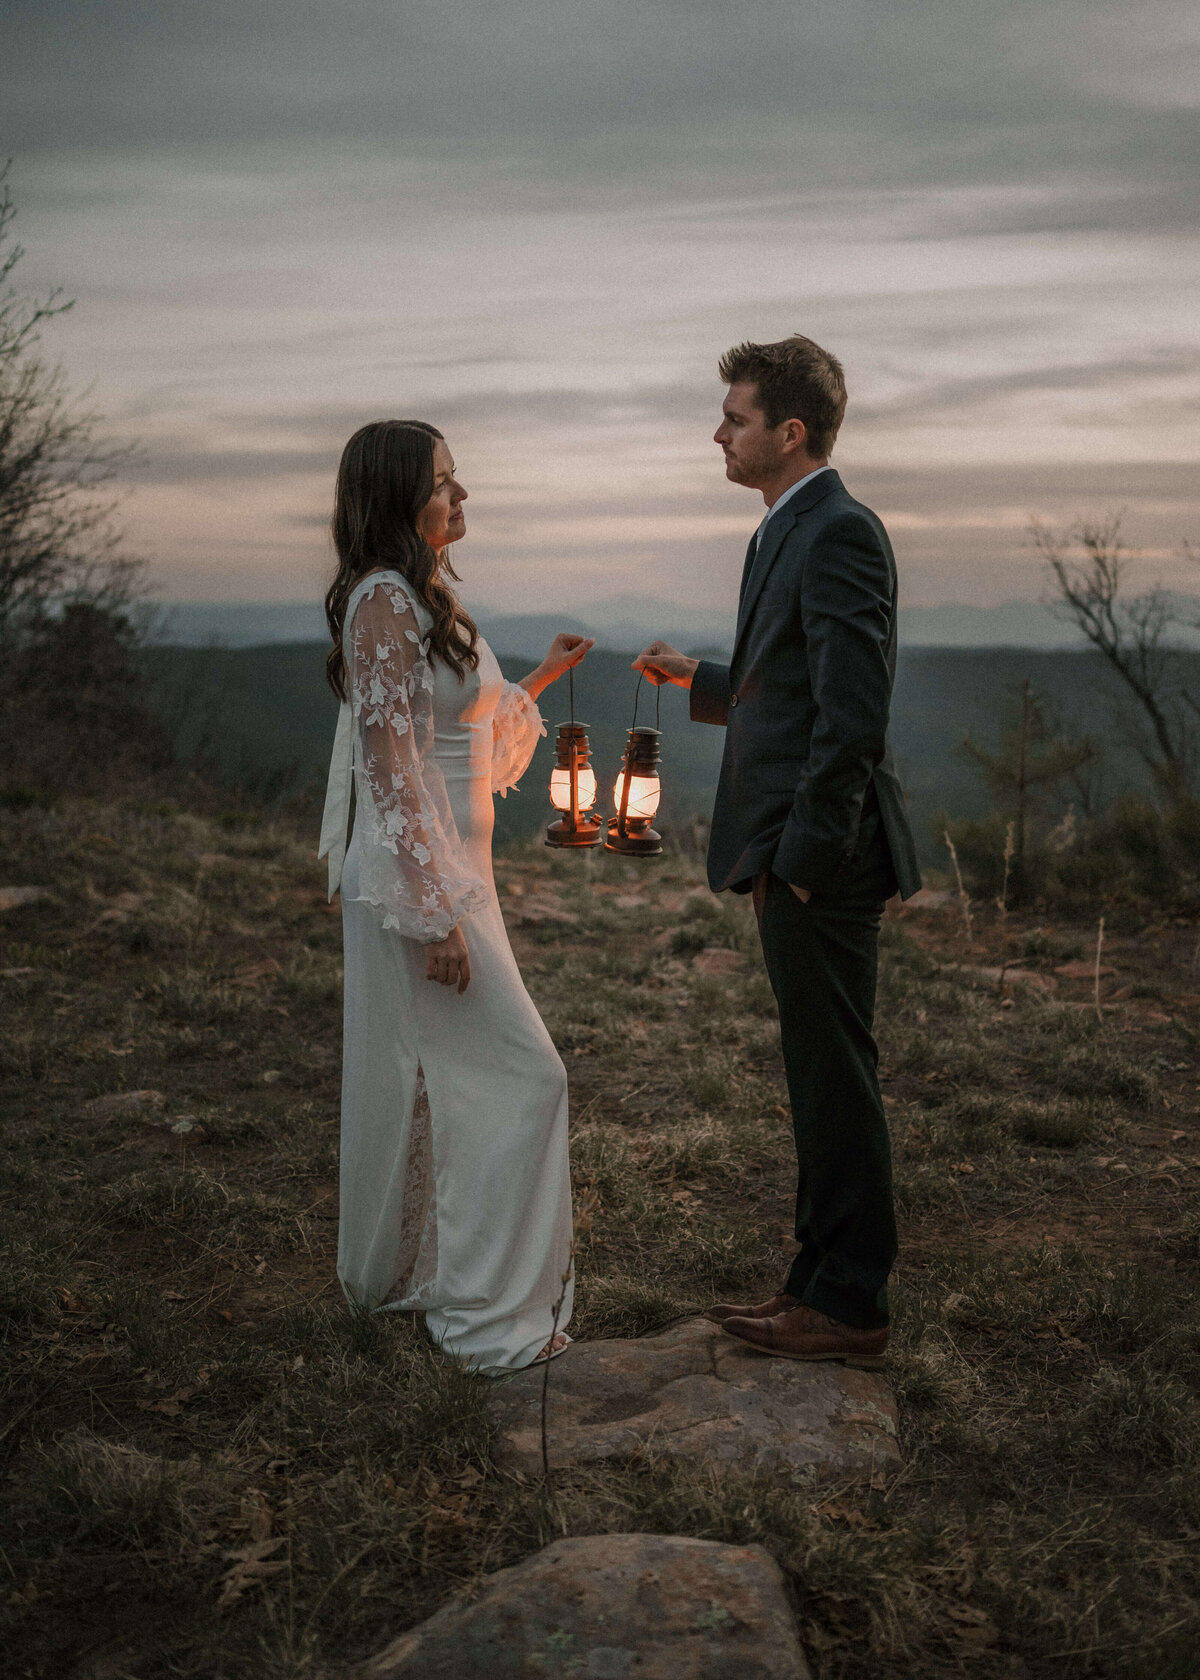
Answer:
[1,801,1197,1678]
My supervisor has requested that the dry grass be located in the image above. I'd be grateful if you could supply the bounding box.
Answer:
[1,796,1198,1678]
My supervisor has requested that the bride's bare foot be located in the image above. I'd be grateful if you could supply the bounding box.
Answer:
[531,1331,571,1365]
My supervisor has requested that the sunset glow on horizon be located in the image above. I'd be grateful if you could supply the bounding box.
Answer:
[5,1,1199,619]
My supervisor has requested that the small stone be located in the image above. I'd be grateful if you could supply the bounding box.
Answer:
[361,1533,810,1679]
[0,886,50,912]
[692,948,744,975]
[261,1070,283,1084]
[491,1317,900,1480]
[514,898,581,927]
[898,888,954,911]
[82,1089,165,1119]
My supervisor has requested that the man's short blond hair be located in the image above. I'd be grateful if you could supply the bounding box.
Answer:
[718,335,847,458]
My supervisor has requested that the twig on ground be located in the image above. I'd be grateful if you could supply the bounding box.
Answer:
[540,1250,574,1488]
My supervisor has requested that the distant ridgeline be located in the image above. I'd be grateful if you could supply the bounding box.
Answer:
[149,595,1200,655]
[141,639,1200,868]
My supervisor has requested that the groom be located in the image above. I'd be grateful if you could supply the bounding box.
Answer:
[635,334,921,1367]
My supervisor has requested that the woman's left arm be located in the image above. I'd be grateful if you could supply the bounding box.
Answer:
[518,632,594,702]
[491,633,594,796]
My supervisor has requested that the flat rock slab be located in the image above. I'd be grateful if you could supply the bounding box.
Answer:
[361,1533,810,1680]
[491,1316,899,1479]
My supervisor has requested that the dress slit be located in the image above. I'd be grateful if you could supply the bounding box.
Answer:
[384,1066,438,1308]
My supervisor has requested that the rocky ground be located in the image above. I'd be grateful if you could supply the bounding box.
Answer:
[1,796,1198,1678]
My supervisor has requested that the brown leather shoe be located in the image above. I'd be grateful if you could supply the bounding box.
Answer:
[721,1302,888,1368]
[705,1291,800,1325]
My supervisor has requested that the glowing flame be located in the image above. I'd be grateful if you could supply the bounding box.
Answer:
[612,772,660,822]
[550,765,597,813]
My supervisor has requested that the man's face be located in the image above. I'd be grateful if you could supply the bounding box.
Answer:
[713,381,785,491]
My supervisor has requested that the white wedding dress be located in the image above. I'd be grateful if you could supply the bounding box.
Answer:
[319,569,574,1374]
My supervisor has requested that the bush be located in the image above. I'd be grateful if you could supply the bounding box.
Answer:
[940,794,1200,910]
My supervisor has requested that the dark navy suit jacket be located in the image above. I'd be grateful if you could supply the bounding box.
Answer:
[690,468,921,900]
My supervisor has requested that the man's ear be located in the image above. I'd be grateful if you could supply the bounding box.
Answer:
[779,417,808,457]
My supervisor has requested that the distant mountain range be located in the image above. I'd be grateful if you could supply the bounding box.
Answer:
[148,593,1200,654]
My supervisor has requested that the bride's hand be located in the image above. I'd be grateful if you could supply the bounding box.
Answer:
[426,925,470,993]
[519,633,594,701]
[541,632,593,682]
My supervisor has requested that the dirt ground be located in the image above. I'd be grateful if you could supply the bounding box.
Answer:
[2,798,1197,1678]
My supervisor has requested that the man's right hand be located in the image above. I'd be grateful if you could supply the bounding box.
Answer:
[633,641,699,688]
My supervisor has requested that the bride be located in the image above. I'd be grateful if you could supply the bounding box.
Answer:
[318,419,592,1374]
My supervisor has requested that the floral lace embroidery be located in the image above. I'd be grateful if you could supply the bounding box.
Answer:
[346,577,490,942]
[491,680,546,796]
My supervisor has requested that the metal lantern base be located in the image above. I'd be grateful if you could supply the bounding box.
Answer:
[545,813,603,848]
[604,819,662,857]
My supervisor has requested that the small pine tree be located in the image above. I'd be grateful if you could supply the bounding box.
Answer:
[960,680,1099,902]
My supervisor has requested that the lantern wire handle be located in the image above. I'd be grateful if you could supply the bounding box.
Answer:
[628,668,661,733]
[569,663,575,726]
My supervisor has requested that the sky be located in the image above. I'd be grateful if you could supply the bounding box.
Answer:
[4,0,1199,621]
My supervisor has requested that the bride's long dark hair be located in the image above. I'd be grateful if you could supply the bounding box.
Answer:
[325,419,480,700]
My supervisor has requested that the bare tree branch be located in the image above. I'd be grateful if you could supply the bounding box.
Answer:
[0,162,144,654]
[1034,514,1197,797]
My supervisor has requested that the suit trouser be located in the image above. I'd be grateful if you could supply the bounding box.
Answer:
[755,832,898,1330]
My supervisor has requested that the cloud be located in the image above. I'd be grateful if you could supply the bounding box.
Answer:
[5,1,1199,610]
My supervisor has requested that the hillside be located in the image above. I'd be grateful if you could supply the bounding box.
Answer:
[142,643,1200,865]
[1,799,1197,1676]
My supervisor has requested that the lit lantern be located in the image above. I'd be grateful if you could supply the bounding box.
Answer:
[545,670,602,848]
[606,677,664,857]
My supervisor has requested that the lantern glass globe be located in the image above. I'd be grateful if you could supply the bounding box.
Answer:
[612,771,660,821]
[549,764,597,813]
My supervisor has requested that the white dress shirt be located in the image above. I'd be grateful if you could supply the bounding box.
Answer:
[755,463,833,549]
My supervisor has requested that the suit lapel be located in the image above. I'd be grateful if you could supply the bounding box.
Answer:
[734,532,758,622]
[733,470,843,661]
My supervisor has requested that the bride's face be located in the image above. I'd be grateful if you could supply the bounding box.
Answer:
[416,438,467,551]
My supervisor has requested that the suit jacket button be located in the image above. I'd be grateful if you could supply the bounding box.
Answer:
[729,693,739,707]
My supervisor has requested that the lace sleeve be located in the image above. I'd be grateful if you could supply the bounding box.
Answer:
[347,579,490,942]
[491,680,546,796]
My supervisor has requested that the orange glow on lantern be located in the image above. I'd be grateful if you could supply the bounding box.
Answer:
[606,725,664,856]
[611,770,660,821]
[550,764,597,813]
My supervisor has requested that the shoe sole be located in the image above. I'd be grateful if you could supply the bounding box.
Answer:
[721,1329,887,1369]
[705,1301,798,1325]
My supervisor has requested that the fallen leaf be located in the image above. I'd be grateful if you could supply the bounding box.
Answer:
[944,1603,999,1649]
[233,958,283,987]
[813,1497,872,1526]
[217,1536,287,1607]
[136,1387,195,1417]
[56,1285,88,1314]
